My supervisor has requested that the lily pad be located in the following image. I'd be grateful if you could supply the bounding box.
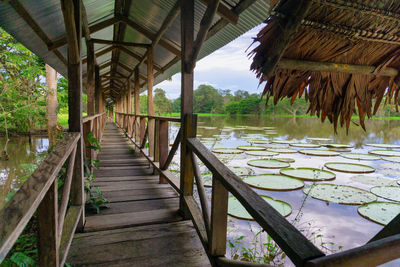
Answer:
[263,127,276,130]
[280,168,335,181]
[229,166,254,176]
[267,148,297,154]
[304,184,377,205]
[350,175,397,186]
[272,140,294,145]
[275,158,295,163]
[247,159,290,169]
[244,174,304,191]
[216,153,246,161]
[323,143,353,149]
[248,139,270,144]
[365,143,400,149]
[307,137,333,142]
[340,153,381,161]
[201,173,212,187]
[237,146,266,151]
[325,162,375,173]
[201,137,219,141]
[329,148,352,152]
[358,202,400,225]
[369,150,400,157]
[246,126,264,131]
[289,143,321,148]
[212,148,243,154]
[245,150,279,157]
[382,156,400,163]
[203,126,218,130]
[213,134,230,138]
[228,196,292,220]
[298,149,340,157]
[370,186,400,202]
[265,144,290,149]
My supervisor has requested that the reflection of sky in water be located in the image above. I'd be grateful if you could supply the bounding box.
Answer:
[172,117,400,266]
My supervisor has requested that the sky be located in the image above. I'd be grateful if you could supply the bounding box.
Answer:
[155,24,264,100]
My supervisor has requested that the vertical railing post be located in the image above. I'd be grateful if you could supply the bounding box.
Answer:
[210,174,228,256]
[154,118,160,162]
[159,119,168,184]
[140,117,146,144]
[37,181,59,266]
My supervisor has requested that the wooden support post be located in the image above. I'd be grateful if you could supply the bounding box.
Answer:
[154,119,160,166]
[159,119,168,184]
[179,0,195,218]
[37,181,59,267]
[61,0,85,230]
[210,175,228,256]
[94,64,100,113]
[140,117,146,144]
[86,40,95,115]
[127,79,132,114]
[134,68,140,145]
[147,47,155,157]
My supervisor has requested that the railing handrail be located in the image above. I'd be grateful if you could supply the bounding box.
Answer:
[83,112,106,123]
[186,137,325,266]
[0,132,80,262]
[115,112,181,122]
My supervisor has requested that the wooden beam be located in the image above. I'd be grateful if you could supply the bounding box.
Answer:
[83,61,111,77]
[95,65,100,113]
[80,0,91,42]
[277,58,399,77]
[119,46,163,72]
[86,40,95,115]
[91,38,150,48]
[134,68,140,143]
[49,17,119,50]
[147,47,155,157]
[199,0,238,25]
[82,45,115,64]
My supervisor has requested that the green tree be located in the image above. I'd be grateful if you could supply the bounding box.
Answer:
[154,88,172,115]
[140,94,148,114]
[171,97,180,113]
[225,101,240,114]
[194,84,224,113]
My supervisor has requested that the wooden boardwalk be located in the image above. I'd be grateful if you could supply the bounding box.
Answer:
[67,123,210,266]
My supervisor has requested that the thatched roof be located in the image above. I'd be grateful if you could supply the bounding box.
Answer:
[250,0,400,131]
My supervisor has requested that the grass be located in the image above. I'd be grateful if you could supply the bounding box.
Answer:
[58,112,87,129]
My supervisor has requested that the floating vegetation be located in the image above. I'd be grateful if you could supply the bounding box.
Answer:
[358,202,400,225]
[325,162,375,173]
[370,186,400,202]
[237,145,266,151]
[298,149,340,157]
[234,126,247,130]
[263,126,276,130]
[267,148,297,154]
[280,167,335,181]
[340,153,380,161]
[275,157,295,163]
[246,126,264,131]
[265,144,290,149]
[304,184,377,205]
[272,140,295,144]
[212,148,243,154]
[244,174,304,191]
[350,175,397,187]
[289,143,321,148]
[216,153,246,161]
[369,150,400,157]
[264,131,278,135]
[201,173,212,187]
[203,126,218,130]
[382,156,400,163]
[200,137,219,141]
[322,143,353,149]
[213,134,230,138]
[365,143,400,149]
[242,135,264,140]
[329,147,352,152]
[228,196,292,220]
[247,159,290,169]
[307,137,333,142]
[229,166,254,176]
[248,139,270,144]
[245,150,278,157]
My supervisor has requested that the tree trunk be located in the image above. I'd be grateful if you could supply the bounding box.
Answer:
[45,64,59,147]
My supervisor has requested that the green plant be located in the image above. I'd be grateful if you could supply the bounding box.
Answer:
[128,146,136,155]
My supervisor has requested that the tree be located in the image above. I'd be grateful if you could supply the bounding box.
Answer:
[45,64,59,147]
[233,90,250,101]
[194,84,224,113]
[225,101,240,114]
[153,88,172,115]
[171,97,180,113]
[140,94,148,114]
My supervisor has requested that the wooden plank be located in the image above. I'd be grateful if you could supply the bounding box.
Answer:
[159,120,168,183]
[216,257,273,267]
[95,175,158,182]
[59,205,82,266]
[184,196,208,246]
[96,183,171,192]
[369,213,400,243]
[162,128,181,170]
[91,38,150,47]
[94,168,153,178]
[147,47,155,157]
[101,187,178,203]
[37,181,59,267]
[84,208,182,232]
[0,133,79,261]
[86,40,95,115]
[187,137,324,266]
[94,65,100,113]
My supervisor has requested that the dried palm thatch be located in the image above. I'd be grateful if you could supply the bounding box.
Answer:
[250,0,400,132]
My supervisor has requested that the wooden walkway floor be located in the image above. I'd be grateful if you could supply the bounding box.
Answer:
[67,123,210,266]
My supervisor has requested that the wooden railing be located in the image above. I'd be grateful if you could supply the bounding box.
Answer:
[83,112,106,162]
[115,112,400,266]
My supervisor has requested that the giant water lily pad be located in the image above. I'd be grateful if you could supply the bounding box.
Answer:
[370,186,400,202]
[275,158,295,163]
[237,146,266,151]
[248,139,270,144]
[263,127,276,130]
[303,184,377,205]
[245,150,279,157]
[212,148,243,154]
[247,159,290,169]
[246,126,264,131]
[229,166,254,176]
[307,137,333,142]
[358,202,400,225]
[201,137,219,141]
[264,130,278,135]
[290,143,321,148]
[329,147,352,152]
[323,143,353,149]
[340,153,381,161]
[369,150,400,157]
[325,162,375,173]
[228,196,292,220]
[213,134,230,139]
[299,149,340,157]
[265,144,290,149]
[203,126,218,130]
[350,175,397,186]
[267,148,297,154]
[216,153,246,161]
[280,168,335,181]
[272,140,294,145]
[365,143,400,149]
[382,156,400,163]
[244,174,304,191]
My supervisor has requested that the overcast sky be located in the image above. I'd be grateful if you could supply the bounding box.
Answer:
[155,24,264,100]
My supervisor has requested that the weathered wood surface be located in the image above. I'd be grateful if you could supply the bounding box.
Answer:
[67,123,210,266]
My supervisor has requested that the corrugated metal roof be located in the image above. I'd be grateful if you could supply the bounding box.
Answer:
[0,0,269,101]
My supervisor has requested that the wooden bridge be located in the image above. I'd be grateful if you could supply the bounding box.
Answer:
[1,0,400,266]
